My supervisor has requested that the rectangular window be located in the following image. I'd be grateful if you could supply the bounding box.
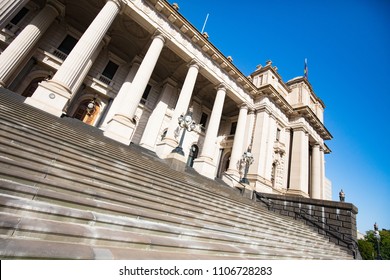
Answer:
[57,35,78,55]
[276,128,281,141]
[258,75,263,86]
[140,84,152,104]
[101,60,119,80]
[230,121,237,135]
[199,113,208,131]
[5,7,29,34]
[10,7,29,25]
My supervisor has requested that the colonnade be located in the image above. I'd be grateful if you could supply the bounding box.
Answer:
[0,0,327,198]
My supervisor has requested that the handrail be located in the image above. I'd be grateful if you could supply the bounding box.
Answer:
[223,173,273,210]
[223,172,360,258]
[294,208,361,259]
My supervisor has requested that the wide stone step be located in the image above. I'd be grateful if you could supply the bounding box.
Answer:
[0,121,317,236]
[0,89,353,259]
[0,205,346,259]
[0,166,333,251]
[0,142,330,246]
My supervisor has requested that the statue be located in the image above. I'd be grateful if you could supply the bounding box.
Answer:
[339,189,345,202]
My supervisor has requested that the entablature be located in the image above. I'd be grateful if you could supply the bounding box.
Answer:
[293,105,332,141]
[144,0,257,103]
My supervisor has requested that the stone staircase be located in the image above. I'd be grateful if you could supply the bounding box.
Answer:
[0,89,353,259]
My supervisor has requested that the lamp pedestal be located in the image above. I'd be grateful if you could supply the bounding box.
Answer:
[166,151,187,172]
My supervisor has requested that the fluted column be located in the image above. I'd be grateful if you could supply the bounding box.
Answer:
[193,84,226,179]
[156,61,199,158]
[320,147,326,199]
[118,33,165,119]
[101,58,141,128]
[311,144,321,199]
[226,104,248,177]
[165,61,199,143]
[104,32,165,145]
[25,0,121,116]
[140,79,177,150]
[0,0,64,87]
[0,0,29,30]
[244,109,255,150]
[287,127,310,197]
[248,108,271,178]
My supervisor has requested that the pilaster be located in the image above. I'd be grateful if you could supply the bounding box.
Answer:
[287,127,310,197]
[311,143,321,199]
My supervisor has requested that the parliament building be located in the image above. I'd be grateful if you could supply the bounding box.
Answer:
[0,0,333,200]
[0,0,363,261]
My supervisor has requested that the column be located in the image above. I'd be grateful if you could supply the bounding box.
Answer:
[156,61,199,157]
[248,108,271,178]
[311,143,321,199]
[104,32,165,145]
[226,104,248,178]
[0,0,29,30]
[320,147,326,199]
[287,127,309,197]
[101,58,141,128]
[193,84,226,179]
[244,109,255,150]
[25,0,121,116]
[139,79,176,150]
[0,0,64,87]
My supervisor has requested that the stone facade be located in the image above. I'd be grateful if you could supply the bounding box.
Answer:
[0,0,333,200]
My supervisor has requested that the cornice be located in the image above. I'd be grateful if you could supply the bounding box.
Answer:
[293,105,332,140]
[145,0,257,96]
[254,83,294,116]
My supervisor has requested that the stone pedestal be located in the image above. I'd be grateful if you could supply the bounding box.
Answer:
[165,152,187,172]
[103,114,136,145]
[192,157,216,179]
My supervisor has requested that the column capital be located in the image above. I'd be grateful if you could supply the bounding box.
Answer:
[187,59,200,70]
[238,103,249,110]
[152,29,168,44]
[47,0,65,18]
[216,83,227,92]
[291,126,309,134]
[107,0,123,11]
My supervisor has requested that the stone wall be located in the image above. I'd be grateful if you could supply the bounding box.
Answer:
[254,192,360,258]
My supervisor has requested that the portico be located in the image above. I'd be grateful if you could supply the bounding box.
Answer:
[0,0,332,200]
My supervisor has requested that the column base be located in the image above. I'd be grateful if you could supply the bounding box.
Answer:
[155,137,178,159]
[24,80,71,117]
[193,157,217,179]
[165,151,187,172]
[286,188,310,198]
[103,114,136,145]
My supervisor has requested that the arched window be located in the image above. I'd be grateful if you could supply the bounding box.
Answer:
[187,144,199,167]
[73,99,100,126]
[22,77,44,97]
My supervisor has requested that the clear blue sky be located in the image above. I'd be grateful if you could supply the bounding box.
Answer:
[167,0,390,233]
